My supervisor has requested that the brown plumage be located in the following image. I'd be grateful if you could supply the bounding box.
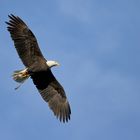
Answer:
[6,14,71,123]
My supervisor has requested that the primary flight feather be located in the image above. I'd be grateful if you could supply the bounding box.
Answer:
[6,14,71,123]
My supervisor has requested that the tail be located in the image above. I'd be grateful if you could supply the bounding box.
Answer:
[12,69,29,90]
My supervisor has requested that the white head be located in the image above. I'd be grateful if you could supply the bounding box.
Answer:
[46,60,60,68]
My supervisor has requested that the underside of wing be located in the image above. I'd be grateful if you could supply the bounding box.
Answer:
[30,70,71,123]
[40,86,71,122]
[6,14,45,67]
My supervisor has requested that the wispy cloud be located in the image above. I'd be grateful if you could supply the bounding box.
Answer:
[59,0,92,23]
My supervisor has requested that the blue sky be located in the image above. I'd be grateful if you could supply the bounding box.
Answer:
[0,0,140,140]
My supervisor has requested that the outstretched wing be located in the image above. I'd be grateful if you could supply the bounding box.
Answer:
[6,14,46,67]
[30,69,71,123]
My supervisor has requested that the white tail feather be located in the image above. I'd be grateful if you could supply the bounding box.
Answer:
[12,69,29,90]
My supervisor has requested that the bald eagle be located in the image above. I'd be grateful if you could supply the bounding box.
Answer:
[6,14,71,123]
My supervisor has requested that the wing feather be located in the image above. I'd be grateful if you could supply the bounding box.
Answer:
[30,70,71,123]
[44,87,71,122]
[6,14,45,67]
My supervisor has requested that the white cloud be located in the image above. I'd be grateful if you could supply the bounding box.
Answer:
[59,0,92,23]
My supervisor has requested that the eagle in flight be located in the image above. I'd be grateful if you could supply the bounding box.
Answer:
[6,14,71,123]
